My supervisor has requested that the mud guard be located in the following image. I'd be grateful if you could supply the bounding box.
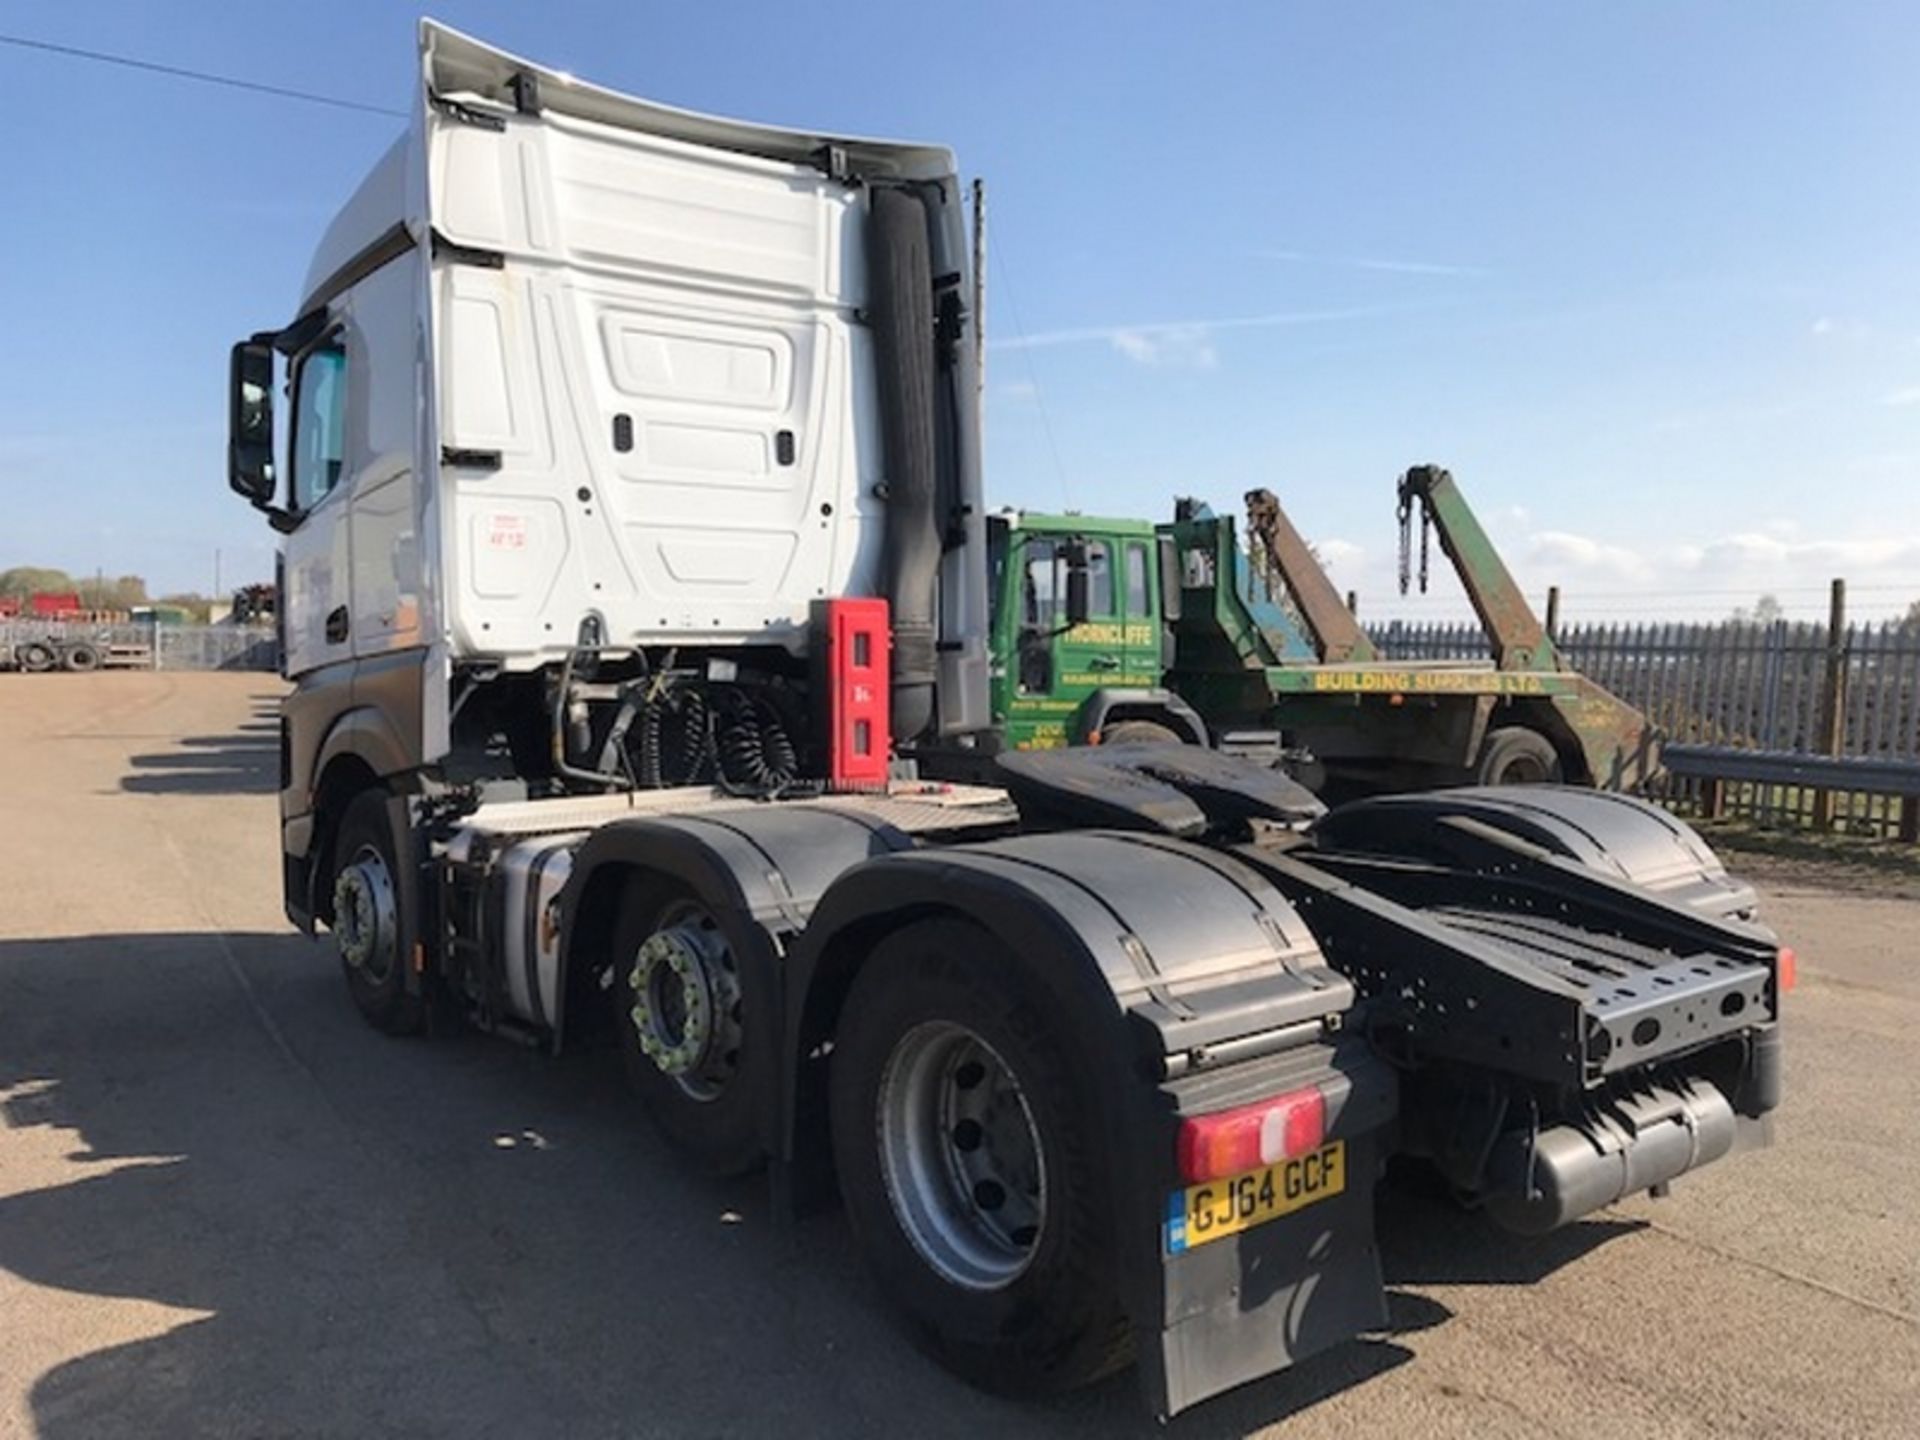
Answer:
[1312,784,1759,920]
[557,804,915,1155]
[1077,687,1211,747]
[786,830,1396,1417]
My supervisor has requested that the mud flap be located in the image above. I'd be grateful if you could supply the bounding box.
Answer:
[1134,1040,1397,1418]
[1148,1131,1389,1417]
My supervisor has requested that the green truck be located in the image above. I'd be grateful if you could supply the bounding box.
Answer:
[988,466,1659,794]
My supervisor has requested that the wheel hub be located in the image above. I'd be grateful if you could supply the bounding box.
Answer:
[628,915,742,1099]
[876,1021,1048,1291]
[332,848,396,977]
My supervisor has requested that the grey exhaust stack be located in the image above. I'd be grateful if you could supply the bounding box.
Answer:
[867,185,941,744]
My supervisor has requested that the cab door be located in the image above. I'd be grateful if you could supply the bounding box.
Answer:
[1009,536,1118,739]
[1120,537,1162,687]
[281,332,353,679]
[1051,538,1121,691]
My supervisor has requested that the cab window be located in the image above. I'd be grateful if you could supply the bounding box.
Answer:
[1085,541,1114,616]
[1125,541,1151,617]
[291,343,347,510]
[1023,536,1114,625]
[1022,539,1061,627]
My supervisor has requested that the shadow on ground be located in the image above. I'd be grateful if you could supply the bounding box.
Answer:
[0,931,1634,1438]
[120,731,278,796]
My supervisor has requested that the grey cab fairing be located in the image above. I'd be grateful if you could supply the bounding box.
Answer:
[280,649,433,929]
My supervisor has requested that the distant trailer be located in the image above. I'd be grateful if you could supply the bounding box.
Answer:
[0,635,151,673]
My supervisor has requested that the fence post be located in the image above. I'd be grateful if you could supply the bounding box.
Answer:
[1544,585,1560,643]
[1809,579,1847,830]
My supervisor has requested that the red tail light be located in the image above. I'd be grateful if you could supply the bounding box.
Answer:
[1777,946,1797,993]
[1177,1085,1326,1184]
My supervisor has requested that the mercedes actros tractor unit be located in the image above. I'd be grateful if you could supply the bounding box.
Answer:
[226,22,1788,1417]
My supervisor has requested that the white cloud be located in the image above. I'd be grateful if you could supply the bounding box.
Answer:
[1524,530,1656,583]
[1257,248,1488,278]
[988,299,1460,357]
[1350,521,1920,625]
[1107,325,1217,369]
[995,380,1038,401]
[1811,316,1871,340]
[1848,452,1920,475]
[1314,538,1364,572]
[1881,385,1920,407]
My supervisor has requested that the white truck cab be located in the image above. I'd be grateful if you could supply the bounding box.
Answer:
[231,21,990,925]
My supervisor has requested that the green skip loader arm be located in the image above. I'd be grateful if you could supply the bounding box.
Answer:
[1396,464,1558,672]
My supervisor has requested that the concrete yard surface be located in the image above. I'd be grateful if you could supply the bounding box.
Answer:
[0,672,1915,1438]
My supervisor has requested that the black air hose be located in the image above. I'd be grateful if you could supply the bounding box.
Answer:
[867,185,941,743]
[636,684,712,788]
[713,688,800,797]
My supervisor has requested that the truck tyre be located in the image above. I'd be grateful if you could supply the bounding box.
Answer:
[830,918,1130,1395]
[17,642,55,673]
[612,874,764,1175]
[332,790,424,1036]
[1100,719,1183,746]
[62,642,101,673]
[1475,725,1562,786]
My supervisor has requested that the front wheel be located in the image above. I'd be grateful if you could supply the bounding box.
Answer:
[1100,719,1183,746]
[16,642,55,673]
[830,918,1129,1395]
[331,789,423,1035]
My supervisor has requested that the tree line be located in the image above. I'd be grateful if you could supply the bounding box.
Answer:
[0,567,216,621]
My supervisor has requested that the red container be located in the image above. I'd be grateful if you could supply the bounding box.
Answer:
[810,597,891,789]
[29,592,82,618]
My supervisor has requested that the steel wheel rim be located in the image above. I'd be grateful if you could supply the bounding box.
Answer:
[875,1020,1047,1291]
[333,842,398,983]
[627,900,742,1102]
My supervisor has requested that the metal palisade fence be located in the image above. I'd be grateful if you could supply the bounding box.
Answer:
[1369,611,1920,838]
[0,619,279,672]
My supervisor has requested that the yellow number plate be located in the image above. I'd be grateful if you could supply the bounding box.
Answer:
[1165,1141,1346,1254]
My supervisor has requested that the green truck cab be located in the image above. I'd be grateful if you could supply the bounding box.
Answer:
[987,512,1208,751]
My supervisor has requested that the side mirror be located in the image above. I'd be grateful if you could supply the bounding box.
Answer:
[228,340,277,506]
[1062,540,1092,627]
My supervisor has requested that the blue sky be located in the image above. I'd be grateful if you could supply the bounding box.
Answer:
[4,2,1918,620]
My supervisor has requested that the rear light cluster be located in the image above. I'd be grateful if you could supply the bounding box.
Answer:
[1176,1084,1326,1185]
[1776,945,1797,993]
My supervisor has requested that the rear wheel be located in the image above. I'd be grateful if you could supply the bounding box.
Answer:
[612,875,764,1175]
[62,642,101,673]
[830,918,1129,1395]
[1100,718,1183,746]
[332,789,423,1035]
[17,642,54,673]
[1475,725,1562,786]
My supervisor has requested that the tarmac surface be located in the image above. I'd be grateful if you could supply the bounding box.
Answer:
[0,671,1915,1438]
